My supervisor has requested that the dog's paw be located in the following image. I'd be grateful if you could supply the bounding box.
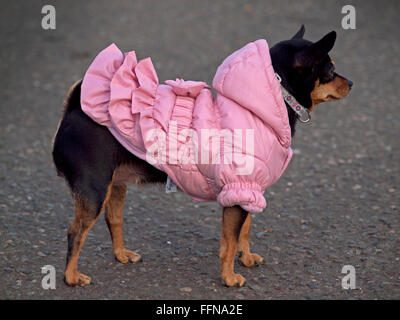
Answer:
[65,271,91,287]
[114,249,142,264]
[238,252,264,268]
[222,273,246,287]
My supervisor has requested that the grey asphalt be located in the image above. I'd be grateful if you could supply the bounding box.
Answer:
[0,0,399,299]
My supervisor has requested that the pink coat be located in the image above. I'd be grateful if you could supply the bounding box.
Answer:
[81,40,292,212]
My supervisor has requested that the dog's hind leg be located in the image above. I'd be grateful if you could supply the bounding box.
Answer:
[219,205,248,287]
[105,183,141,264]
[237,214,264,267]
[64,182,113,287]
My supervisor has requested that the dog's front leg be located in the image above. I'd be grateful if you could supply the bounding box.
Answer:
[219,205,248,287]
[237,214,264,267]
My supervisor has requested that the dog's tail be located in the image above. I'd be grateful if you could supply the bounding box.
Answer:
[51,80,83,175]
[62,79,82,115]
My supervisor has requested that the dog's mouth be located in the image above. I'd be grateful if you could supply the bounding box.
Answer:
[311,76,352,105]
[326,94,339,100]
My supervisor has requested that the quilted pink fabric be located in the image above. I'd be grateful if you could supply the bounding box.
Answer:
[81,40,292,212]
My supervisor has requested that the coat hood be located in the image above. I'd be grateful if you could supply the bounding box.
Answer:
[212,39,291,148]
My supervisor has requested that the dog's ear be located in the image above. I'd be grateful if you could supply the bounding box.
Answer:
[309,31,336,58]
[291,25,305,39]
[294,31,336,67]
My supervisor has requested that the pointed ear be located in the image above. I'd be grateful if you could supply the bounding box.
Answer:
[292,25,305,39]
[294,31,336,67]
[310,31,336,57]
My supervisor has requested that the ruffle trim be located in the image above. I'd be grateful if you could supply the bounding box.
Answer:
[81,44,211,165]
[165,79,208,98]
[80,43,160,153]
[81,43,125,127]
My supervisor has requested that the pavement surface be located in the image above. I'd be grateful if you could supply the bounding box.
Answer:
[0,0,399,300]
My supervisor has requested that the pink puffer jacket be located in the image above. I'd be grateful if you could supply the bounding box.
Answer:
[81,40,292,212]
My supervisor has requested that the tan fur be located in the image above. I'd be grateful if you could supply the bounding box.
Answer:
[105,183,141,263]
[219,206,254,287]
[237,214,264,267]
[65,194,105,286]
[114,164,149,184]
[310,76,351,111]
[65,180,113,287]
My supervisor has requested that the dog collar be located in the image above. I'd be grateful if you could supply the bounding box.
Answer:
[275,73,311,123]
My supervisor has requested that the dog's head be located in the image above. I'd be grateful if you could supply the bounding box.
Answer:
[270,25,353,112]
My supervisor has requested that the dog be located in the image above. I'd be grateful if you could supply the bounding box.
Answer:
[52,25,352,287]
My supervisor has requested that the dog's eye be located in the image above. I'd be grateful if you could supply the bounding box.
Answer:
[321,67,335,83]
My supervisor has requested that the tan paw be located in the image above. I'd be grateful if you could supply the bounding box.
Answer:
[238,252,264,268]
[114,249,142,264]
[222,273,246,287]
[65,271,91,287]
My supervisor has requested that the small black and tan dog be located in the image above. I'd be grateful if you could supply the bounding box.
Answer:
[52,26,352,287]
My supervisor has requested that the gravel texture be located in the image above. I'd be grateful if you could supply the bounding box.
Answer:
[0,0,399,299]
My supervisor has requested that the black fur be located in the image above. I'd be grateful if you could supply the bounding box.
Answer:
[52,82,167,211]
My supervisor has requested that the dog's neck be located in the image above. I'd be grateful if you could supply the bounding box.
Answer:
[274,77,311,138]
[286,106,298,137]
[271,57,312,138]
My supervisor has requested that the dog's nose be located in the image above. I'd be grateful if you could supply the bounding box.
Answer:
[348,79,353,89]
